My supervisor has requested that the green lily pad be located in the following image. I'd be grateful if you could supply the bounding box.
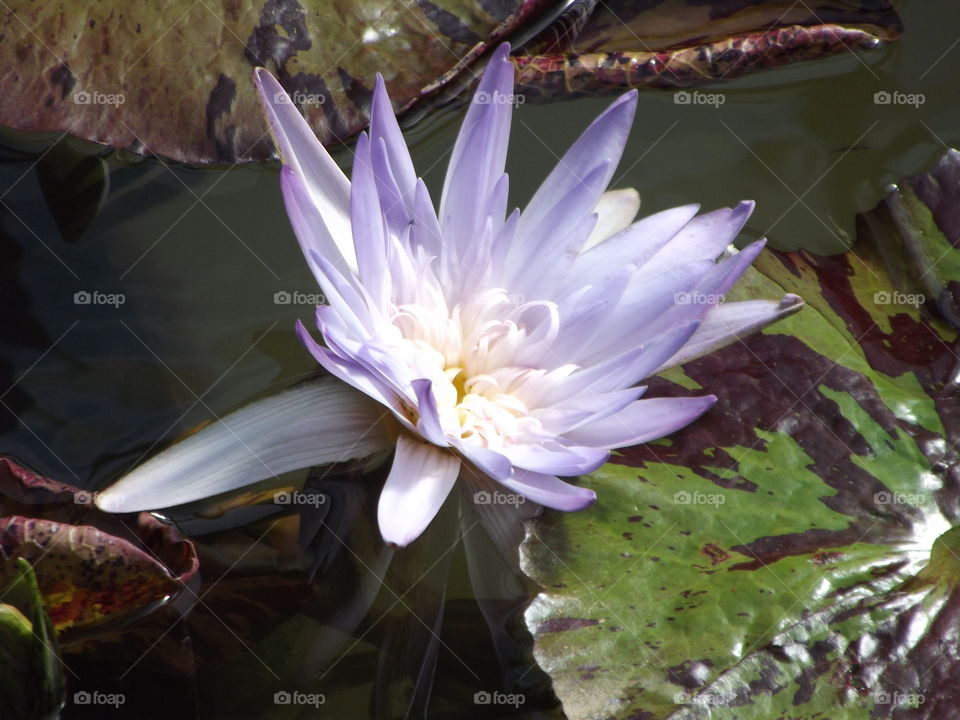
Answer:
[521,150,960,719]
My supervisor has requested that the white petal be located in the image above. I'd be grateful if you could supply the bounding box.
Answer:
[661,295,804,369]
[582,188,641,251]
[377,436,461,547]
[96,379,391,512]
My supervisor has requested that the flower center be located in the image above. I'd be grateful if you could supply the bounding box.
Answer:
[391,288,561,450]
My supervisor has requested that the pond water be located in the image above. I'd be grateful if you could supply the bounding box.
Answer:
[1,1,959,718]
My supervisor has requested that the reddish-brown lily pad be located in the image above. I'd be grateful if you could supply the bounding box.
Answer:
[0,0,900,163]
[0,457,198,637]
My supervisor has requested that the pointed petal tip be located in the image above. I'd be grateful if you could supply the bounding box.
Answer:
[252,66,274,91]
[780,292,804,310]
[567,486,598,512]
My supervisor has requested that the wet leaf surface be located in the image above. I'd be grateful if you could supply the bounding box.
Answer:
[0,457,198,637]
[0,0,900,163]
[0,558,64,720]
[521,150,960,719]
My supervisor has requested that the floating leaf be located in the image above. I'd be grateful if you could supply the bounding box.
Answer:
[521,150,960,718]
[0,458,198,637]
[0,558,64,720]
[0,1,900,163]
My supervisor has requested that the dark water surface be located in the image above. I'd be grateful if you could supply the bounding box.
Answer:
[1,1,959,718]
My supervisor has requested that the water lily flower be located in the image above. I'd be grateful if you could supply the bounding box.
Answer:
[96,44,802,547]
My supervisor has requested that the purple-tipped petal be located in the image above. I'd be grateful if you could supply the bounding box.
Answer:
[369,74,417,205]
[439,43,514,264]
[412,378,449,446]
[505,443,610,477]
[644,201,755,275]
[566,204,701,289]
[96,379,392,512]
[555,259,714,364]
[565,395,717,448]
[546,321,700,405]
[506,161,611,294]
[350,133,391,309]
[378,436,461,547]
[370,136,414,238]
[253,68,355,271]
[642,239,769,340]
[456,443,514,481]
[410,179,443,260]
[499,469,596,512]
[662,295,804,369]
[511,89,638,261]
[295,321,412,431]
[537,386,648,435]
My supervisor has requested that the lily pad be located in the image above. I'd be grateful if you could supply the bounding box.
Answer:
[0,1,900,163]
[0,558,64,720]
[520,150,960,719]
[0,458,199,637]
